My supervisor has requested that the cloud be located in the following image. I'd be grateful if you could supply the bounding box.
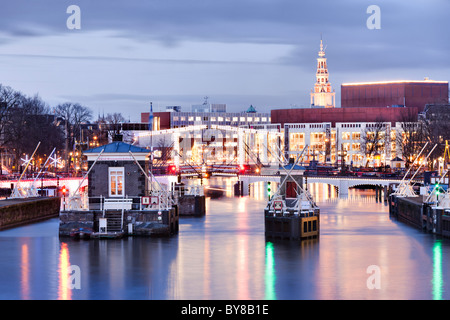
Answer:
[0,0,448,118]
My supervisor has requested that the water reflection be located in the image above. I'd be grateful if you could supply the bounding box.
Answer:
[2,178,450,299]
[264,242,276,300]
[58,242,71,300]
[433,240,443,300]
[21,242,30,300]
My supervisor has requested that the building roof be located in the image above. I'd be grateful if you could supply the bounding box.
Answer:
[84,141,150,154]
[246,105,257,113]
[341,80,448,86]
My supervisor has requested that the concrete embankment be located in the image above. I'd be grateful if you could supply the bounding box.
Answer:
[389,195,450,237]
[0,197,61,230]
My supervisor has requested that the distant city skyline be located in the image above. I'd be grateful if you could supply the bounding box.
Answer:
[0,0,449,122]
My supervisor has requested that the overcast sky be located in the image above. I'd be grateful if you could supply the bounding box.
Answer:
[0,0,449,122]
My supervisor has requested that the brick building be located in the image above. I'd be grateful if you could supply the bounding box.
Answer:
[341,80,448,111]
[84,140,150,209]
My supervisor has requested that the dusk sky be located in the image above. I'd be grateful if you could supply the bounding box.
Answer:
[0,0,449,122]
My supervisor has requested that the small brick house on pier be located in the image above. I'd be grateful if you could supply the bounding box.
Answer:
[83,139,150,210]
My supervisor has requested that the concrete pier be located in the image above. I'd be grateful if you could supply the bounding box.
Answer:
[0,197,61,230]
[59,206,179,238]
[178,195,206,216]
[389,194,450,238]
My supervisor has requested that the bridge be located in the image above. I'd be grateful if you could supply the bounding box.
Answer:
[134,124,284,171]
[0,172,413,199]
[228,173,410,197]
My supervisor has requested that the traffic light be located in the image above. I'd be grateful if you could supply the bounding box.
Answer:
[267,181,272,199]
[436,184,440,195]
[61,186,67,196]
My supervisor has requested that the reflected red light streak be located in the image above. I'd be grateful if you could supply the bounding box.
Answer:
[21,243,30,300]
[58,242,72,300]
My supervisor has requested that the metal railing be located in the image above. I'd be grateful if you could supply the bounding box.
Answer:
[61,185,204,212]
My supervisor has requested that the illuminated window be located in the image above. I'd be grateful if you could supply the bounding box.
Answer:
[109,167,124,197]
[342,132,351,140]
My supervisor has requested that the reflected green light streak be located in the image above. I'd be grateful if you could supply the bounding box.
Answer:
[265,242,276,300]
[432,240,443,300]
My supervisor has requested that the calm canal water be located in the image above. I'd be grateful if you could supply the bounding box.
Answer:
[0,177,449,300]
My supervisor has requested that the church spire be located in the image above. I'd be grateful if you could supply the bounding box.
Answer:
[310,36,335,108]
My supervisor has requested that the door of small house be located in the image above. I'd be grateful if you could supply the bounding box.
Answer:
[286,181,297,198]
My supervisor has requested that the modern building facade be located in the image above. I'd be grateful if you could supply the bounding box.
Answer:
[284,121,407,167]
[141,106,272,130]
[341,80,449,111]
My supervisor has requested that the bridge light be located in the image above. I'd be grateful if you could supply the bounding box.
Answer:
[169,165,177,174]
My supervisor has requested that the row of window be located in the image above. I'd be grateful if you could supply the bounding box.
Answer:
[173,116,269,122]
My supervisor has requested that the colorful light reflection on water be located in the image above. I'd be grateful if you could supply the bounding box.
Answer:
[0,178,449,299]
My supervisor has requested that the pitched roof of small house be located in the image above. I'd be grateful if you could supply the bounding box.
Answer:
[391,157,404,162]
[84,141,150,154]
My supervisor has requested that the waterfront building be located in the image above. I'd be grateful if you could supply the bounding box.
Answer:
[141,106,271,129]
[83,138,150,208]
[274,42,448,167]
[284,121,408,167]
[272,79,448,127]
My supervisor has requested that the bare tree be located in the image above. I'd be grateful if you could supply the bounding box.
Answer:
[0,85,20,172]
[361,120,387,167]
[102,112,133,143]
[397,121,427,168]
[54,102,92,170]
[420,104,450,169]
[4,93,64,171]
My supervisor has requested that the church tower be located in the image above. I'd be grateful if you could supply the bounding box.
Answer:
[310,38,335,108]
